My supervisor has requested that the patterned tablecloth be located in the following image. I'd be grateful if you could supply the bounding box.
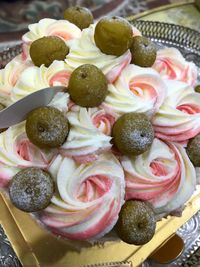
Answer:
[0,0,194,31]
[0,1,200,267]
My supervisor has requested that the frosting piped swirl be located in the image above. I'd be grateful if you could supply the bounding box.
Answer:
[60,106,113,163]
[0,55,32,106]
[0,122,55,187]
[103,64,167,117]
[40,153,125,240]
[122,138,196,214]
[11,60,71,102]
[153,80,200,142]
[153,48,197,86]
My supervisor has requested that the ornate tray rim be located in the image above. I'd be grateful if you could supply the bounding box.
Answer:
[127,0,195,21]
[0,21,200,267]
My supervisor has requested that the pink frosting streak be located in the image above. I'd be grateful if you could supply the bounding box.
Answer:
[91,109,116,136]
[106,51,132,83]
[15,139,54,168]
[153,48,197,86]
[153,81,200,143]
[124,144,181,202]
[49,70,71,87]
[39,154,125,240]
[122,138,196,213]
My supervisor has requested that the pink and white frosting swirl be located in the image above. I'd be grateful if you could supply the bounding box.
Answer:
[65,24,131,83]
[0,55,32,106]
[0,122,55,187]
[40,153,125,240]
[11,60,71,102]
[103,64,167,117]
[22,18,81,60]
[153,80,200,143]
[90,107,116,136]
[48,92,70,113]
[153,48,197,86]
[122,138,196,214]
[60,106,113,163]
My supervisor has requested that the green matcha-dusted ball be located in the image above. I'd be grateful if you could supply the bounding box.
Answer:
[68,64,108,107]
[112,112,154,156]
[64,6,93,30]
[30,36,69,67]
[9,168,54,212]
[94,16,133,56]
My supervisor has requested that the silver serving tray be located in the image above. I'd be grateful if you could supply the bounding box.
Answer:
[0,21,200,267]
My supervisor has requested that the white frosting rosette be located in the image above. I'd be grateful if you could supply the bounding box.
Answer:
[153,80,200,143]
[0,122,55,188]
[11,60,71,102]
[60,106,113,163]
[103,64,167,117]
[153,48,197,86]
[0,55,32,106]
[40,153,125,240]
[122,138,196,214]
[48,92,70,113]
[22,18,81,60]
[90,107,116,136]
[65,24,131,83]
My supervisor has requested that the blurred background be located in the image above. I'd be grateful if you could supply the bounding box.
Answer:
[0,0,193,33]
[1,0,199,47]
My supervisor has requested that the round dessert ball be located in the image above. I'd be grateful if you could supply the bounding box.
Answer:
[112,112,154,156]
[94,16,133,56]
[195,85,200,93]
[186,134,200,166]
[9,168,54,212]
[116,200,156,245]
[64,6,93,30]
[26,106,69,149]
[130,36,157,67]
[68,64,108,107]
[30,36,69,67]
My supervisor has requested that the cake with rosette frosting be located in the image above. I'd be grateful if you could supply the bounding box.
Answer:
[0,6,199,245]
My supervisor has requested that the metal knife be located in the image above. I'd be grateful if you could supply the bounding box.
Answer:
[0,86,66,129]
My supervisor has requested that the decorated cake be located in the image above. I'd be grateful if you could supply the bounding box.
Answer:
[0,6,199,246]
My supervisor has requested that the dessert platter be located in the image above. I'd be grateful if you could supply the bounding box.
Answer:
[0,6,200,267]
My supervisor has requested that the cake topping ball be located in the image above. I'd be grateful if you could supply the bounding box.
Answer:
[112,112,154,156]
[116,200,156,245]
[64,6,93,30]
[68,64,108,107]
[195,84,200,93]
[130,36,157,67]
[9,168,54,212]
[94,16,133,56]
[186,134,200,167]
[30,36,69,67]
[26,106,69,149]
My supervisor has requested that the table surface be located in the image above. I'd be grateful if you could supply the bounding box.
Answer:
[0,1,200,267]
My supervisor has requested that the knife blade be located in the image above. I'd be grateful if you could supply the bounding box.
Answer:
[0,86,66,129]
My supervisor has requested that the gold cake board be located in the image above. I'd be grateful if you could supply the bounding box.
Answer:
[0,186,200,267]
